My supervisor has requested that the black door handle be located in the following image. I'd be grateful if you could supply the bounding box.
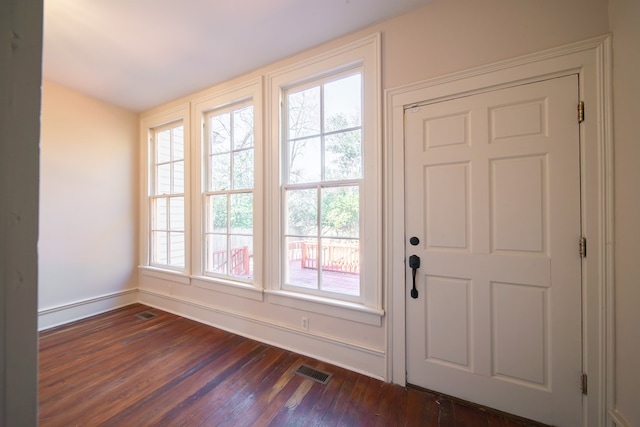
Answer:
[409,255,420,299]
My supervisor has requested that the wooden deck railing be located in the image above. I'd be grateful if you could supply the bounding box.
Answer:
[210,243,357,276]
[288,241,359,274]
[211,246,250,276]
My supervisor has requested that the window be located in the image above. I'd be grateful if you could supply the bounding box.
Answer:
[268,34,381,309]
[140,36,380,313]
[283,71,363,297]
[150,122,185,269]
[204,102,255,280]
[191,78,263,291]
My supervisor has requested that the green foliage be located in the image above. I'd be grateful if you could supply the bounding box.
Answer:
[210,195,227,231]
[325,113,362,180]
[230,193,253,231]
[210,193,254,232]
[321,186,359,237]
[287,189,317,236]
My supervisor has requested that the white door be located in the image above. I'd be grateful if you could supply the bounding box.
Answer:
[405,76,582,426]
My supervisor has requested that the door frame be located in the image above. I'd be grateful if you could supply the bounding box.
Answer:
[384,35,613,426]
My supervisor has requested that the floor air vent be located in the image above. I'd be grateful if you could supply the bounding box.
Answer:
[136,311,157,320]
[294,364,332,385]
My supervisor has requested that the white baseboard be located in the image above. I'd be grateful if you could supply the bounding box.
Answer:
[38,289,139,331]
[138,289,387,380]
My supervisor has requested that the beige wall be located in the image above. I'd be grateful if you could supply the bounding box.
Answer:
[39,81,138,318]
[147,0,611,118]
[610,0,640,425]
[381,0,609,89]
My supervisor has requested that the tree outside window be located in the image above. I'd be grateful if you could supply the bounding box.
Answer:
[283,72,363,297]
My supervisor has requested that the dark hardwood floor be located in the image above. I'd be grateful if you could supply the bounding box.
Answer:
[39,304,547,426]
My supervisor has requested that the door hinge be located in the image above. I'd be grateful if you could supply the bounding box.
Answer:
[581,373,588,395]
[578,101,585,123]
[579,237,587,258]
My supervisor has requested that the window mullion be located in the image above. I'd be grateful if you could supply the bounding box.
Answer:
[288,126,360,143]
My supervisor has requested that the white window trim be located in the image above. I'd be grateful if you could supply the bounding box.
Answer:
[139,103,191,279]
[138,265,190,285]
[266,33,383,311]
[265,289,384,326]
[190,77,264,295]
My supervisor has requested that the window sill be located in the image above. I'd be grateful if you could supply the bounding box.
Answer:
[191,275,264,302]
[138,265,190,285]
[264,289,384,326]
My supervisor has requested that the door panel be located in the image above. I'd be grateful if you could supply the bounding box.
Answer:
[425,163,469,249]
[425,275,471,368]
[405,76,582,426]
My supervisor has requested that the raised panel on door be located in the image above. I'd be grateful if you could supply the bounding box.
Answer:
[491,155,547,254]
[425,275,471,369]
[491,282,548,388]
[424,163,469,250]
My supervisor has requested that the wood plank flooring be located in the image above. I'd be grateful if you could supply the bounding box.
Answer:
[39,304,547,426]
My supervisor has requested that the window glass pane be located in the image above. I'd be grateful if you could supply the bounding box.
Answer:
[210,113,231,154]
[206,234,227,274]
[208,194,227,233]
[289,137,321,184]
[169,232,185,267]
[324,74,362,132]
[174,160,184,193]
[169,197,184,231]
[319,238,360,296]
[156,129,171,163]
[210,153,230,191]
[321,186,359,238]
[233,106,254,150]
[233,149,254,190]
[230,235,253,279]
[285,237,318,290]
[156,163,171,194]
[288,86,320,139]
[325,130,362,181]
[230,193,253,234]
[153,198,167,230]
[286,188,317,236]
[152,231,167,264]
[172,126,184,160]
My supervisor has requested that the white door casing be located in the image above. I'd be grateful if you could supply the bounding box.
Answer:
[385,36,613,426]
[404,76,581,426]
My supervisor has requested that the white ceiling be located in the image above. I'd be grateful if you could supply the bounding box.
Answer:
[43,0,431,112]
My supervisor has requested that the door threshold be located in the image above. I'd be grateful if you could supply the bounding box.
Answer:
[407,384,551,427]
